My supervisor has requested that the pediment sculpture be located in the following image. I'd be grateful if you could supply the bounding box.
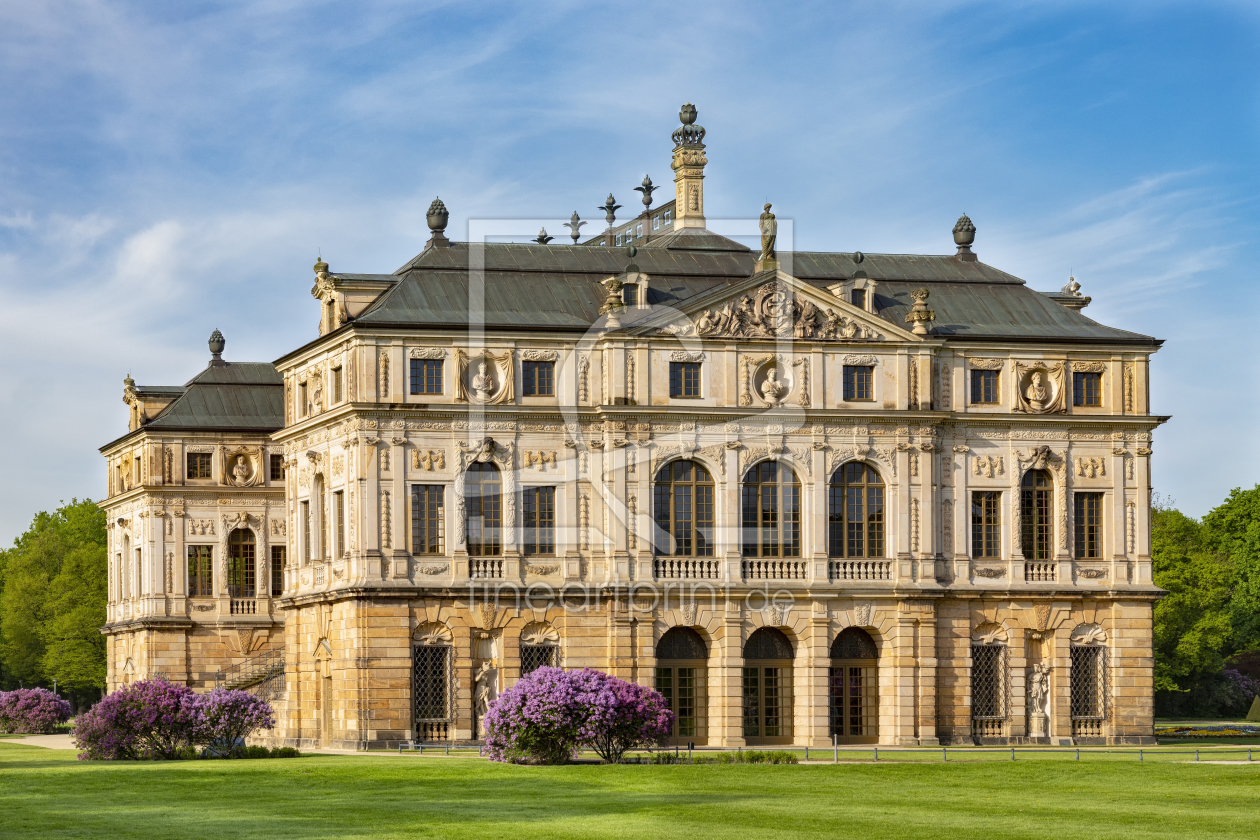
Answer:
[1013,361,1066,414]
[691,282,883,341]
[454,350,514,405]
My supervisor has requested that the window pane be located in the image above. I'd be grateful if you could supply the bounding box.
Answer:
[270,546,285,597]
[466,464,502,556]
[829,464,885,558]
[1074,492,1103,559]
[972,491,1001,558]
[971,370,999,404]
[270,454,285,481]
[654,460,714,557]
[524,486,556,555]
[1073,372,1102,406]
[411,485,445,555]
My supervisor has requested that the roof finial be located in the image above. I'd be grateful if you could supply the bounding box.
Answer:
[953,213,977,261]
[533,227,554,245]
[600,194,621,246]
[564,211,586,244]
[635,175,657,210]
[671,103,708,229]
[208,329,227,367]
[426,197,450,249]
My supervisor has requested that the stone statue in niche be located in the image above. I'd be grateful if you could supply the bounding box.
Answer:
[1024,371,1049,411]
[1028,662,1051,737]
[231,455,252,486]
[759,366,788,406]
[472,360,493,401]
[1013,362,1067,414]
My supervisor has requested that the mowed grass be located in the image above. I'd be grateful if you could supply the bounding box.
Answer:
[2,742,1259,839]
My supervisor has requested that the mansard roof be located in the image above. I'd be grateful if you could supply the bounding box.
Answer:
[342,240,1157,345]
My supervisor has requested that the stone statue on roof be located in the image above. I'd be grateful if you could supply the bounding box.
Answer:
[759,203,777,261]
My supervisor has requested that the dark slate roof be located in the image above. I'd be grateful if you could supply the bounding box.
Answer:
[352,240,1156,344]
[143,362,284,431]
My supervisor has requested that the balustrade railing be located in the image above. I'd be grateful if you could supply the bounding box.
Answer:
[654,558,721,580]
[1024,562,1056,582]
[230,599,257,615]
[214,647,284,691]
[829,560,893,581]
[742,559,807,581]
[469,558,504,579]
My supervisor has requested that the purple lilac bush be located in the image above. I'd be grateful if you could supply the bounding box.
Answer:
[1225,669,1260,706]
[0,688,73,734]
[482,667,673,765]
[72,678,275,761]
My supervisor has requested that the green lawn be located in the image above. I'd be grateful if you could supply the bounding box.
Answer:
[2,741,1258,839]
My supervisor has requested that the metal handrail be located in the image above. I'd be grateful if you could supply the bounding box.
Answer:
[214,648,284,690]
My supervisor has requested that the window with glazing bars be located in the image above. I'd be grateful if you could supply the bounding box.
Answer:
[227,529,255,598]
[523,486,555,555]
[522,361,554,396]
[971,369,999,404]
[971,643,1008,734]
[842,365,873,401]
[520,644,558,675]
[972,491,1001,558]
[270,454,285,481]
[411,485,444,555]
[334,491,345,558]
[1074,492,1103,558]
[742,666,787,739]
[656,667,704,739]
[850,289,866,309]
[270,546,285,597]
[653,460,715,556]
[623,284,638,305]
[319,487,329,560]
[187,545,213,597]
[828,665,877,739]
[1073,371,1102,406]
[301,501,311,563]
[332,367,343,403]
[669,362,701,397]
[298,382,308,415]
[828,462,884,557]
[742,461,801,558]
[466,463,502,556]
[187,452,212,480]
[1070,645,1106,724]
[410,359,443,395]
[1020,470,1053,560]
[412,645,451,722]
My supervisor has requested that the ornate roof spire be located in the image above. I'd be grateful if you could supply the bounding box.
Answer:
[533,227,553,245]
[634,175,658,210]
[599,194,621,246]
[671,103,708,230]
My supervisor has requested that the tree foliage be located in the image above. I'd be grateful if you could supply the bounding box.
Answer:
[0,499,107,704]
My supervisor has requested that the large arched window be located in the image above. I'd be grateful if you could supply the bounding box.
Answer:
[971,623,1009,739]
[466,463,502,556]
[828,463,885,557]
[1020,469,1053,560]
[413,623,454,741]
[227,528,256,599]
[655,627,709,745]
[742,627,794,745]
[829,628,878,743]
[741,462,801,558]
[1070,624,1108,738]
[653,460,715,557]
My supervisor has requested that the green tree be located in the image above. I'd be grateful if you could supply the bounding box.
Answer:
[1202,484,1260,652]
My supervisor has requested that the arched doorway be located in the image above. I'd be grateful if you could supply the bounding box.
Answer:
[829,627,878,743]
[655,627,708,745]
[742,627,794,745]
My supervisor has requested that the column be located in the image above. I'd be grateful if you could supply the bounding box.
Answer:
[390,437,409,579]
[723,446,742,584]
[953,447,970,582]
[716,608,745,747]
[805,612,830,746]
[810,444,827,583]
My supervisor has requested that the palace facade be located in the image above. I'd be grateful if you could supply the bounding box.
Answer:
[101,105,1166,748]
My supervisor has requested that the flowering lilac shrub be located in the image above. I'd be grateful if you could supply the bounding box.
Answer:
[198,688,275,756]
[482,667,674,765]
[0,688,73,734]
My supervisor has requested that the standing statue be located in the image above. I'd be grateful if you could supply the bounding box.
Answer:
[759,203,777,261]
[1028,662,1051,737]
[473,660,497,735]
[472,360,493,401]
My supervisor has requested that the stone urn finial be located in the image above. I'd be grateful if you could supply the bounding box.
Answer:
[953,213,977,261]
[425,197,450,248]
[904,288,936,336]
[208,328,227,366]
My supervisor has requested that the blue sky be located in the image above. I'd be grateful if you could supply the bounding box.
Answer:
[0,0,1257,540]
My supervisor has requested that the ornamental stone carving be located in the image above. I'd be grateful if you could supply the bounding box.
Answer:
[1075,457,1106,478]
[973,455,1004,477]
[968,358,1005,370]
[1071,360,1106,373]
[413,450,446,471]
[669,350,705,362]
[971,622,1009,644]
[694,282,882,341]
[842,353,878,366]
[409,348,447,359]
[1070,623,1107,645]
[974,567,1005,578]
[1013,361,1067,414]
[221,446,263,487]
[455,350,515,405]
[521,349,559,362]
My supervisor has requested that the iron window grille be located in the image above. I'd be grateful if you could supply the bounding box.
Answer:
[187,452,212,480]
[187,545,213,597]
[653,460,715,557]
[1073,372,1102,406]
[1070,644,1108,737]
[412,644,453,737]
[270,546,285,597]
[971,643,1009,738]
[669,362,701,398]
[226,528,255,598]
[1020,470,1053,560]
[520,644,558,675]
[971,369,1000,404]
[410,359,443,395]
[1074,492,1103,559]
[842,365,873,401]
[270,454,285,481]
[828,462,885,558]
[829,628,879,742]
[522,361,555,396]
[411,485,445,555]
[466,462,502,556]
[742,461,801,558]
[971,491,1002,558]
[523,487,556,555]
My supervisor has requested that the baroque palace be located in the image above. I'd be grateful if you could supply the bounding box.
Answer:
[100,105,1166,748]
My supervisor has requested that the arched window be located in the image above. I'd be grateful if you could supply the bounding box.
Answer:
[1020,469,1053,560]
[655,627,709,745]
[828,463,885,557]
[970,623,1009,739]
[1070,624,1108,738]
[829,628,878,743]
[466,463,502,556]
[742,627,794,745]
[227,528,256,599]
[413,623,454,741]
[741,462,801,558]
[653,460,715,557]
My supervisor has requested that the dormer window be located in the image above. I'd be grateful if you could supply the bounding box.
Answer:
[851,289,866,309]
[623,285,638,306]
[663,208,673,224]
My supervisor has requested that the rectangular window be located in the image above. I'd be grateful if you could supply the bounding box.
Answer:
[270,454,285,482]
[971,644,1008,737]
[1070,645,1107,733]
[669,362,701,398]
[663,208,672,224]
[971,370,1000,404]
[299,382,308,416]
[270,546,285,597]
[850,289,866,309]
[523,487,556,555]
[410,359,442,395]
[411,485,445,555]
[187,452,212,480]
[334,491,345,558]
[635,224,643,238]
[332,367,343,403]
[320,490,328,560]
[653,215,661,230]
[971,491,1001,558]
[615,234,623,246]
[412,645,451,722]
[1074,372,1102,406]
[623,284,638,305]
[187,545,213,597]
[301,501,311,563]
[842,366,873,401]
[1074,492,1103,559]
[522,361,555,396]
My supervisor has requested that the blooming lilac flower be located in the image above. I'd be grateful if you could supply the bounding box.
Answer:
[0,688,72,734]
